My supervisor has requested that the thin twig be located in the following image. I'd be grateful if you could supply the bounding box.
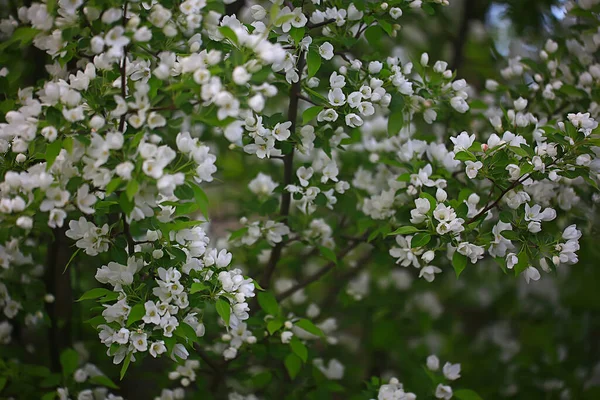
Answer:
[122,214,135,255]
[298,94,317,105]
[467,173,531,224]
[275,233,368,302]
[307,19,336,29]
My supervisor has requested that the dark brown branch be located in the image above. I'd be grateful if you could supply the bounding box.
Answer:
[321,250,373,306]
[194,344,221,373]
[118,3,129,133]
[466,173,531,224]
[122,214,135,255]
[259,51,306,289]
[276,234,367,302]
[298,94,317,105]
[45,228,73,372]
[307,19,336,29]
[225,0,245,17]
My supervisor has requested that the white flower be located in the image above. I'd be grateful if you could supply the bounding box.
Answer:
[524,266,541,283]
[465,161,483,179]
[328,88,346,106]
[296,166,313,187]
[427,355,440,371]
[76,185,96,214]
[143,301,161,325]
[232,66,251,85]
[131,331,148,352]
[450,131,475,152]
[505,164,521,181]
[419,266,442,282]
[390,7,403,19]
[48,209,67,228]
[514,97,528,111]
[319,42,334,60]
[562,225,581,241]
[281,331,293,343]
[506,253,518,269]
[443,362,461,380]
[149,341,167,358]
[345,113,363,127]
[368,61,383,74]
[435,384,453,399]
[524,203,556,222]
[457,242,484,263]
[272,121,292,141]
[248,173,278,196]
[450,96,469,113]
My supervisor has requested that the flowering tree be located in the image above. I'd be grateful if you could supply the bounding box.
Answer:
[1,0,600,398]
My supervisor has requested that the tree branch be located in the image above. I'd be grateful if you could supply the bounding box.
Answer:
[225,0,245,17]
[45,228,73,372]
[122,214,135,255]
[259,51,306,289]
[275,234,368,302]
[466,173,531,224]
[118,2,128,133]
[451,0,472,72]
[307,19,336,29]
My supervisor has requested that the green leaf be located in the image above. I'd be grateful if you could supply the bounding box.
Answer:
[0,377,6,392]
[89,374,119,390]
[190,282,207,294]
[126,304,145,327]
[63,136,73,153]
[251,371,272,389]
[216,298,231,326]
[284,353,302,380]
[319,246,337,264]
[500,230,520,241]
[219,26,239,45]
[410,233,431,248]
[454,151,477,162]
[77,288,112,302]
[120,352,132,380]
[387,111,404,136]
[307,49,321,78]
[105,178,122,196]
[302,106,323,124]
[228,227,248,241]
[190,183,210,219]
[454,389,483,400]
[508,146,529,157]
[452,252,468,278]
[119,191,134,215]
[174,322,199,344]
[289,27,305,45]
[364,25,384,46]
[257,291,279,316]
[514,249,529,275]
[290,337,308,363]
[41,392,56,400]
[388,226,420,236]
[294,319,324,337]
[267,319,283,335]
[0,27,39,51]
[125,180,139,201]
[45,139,63,169]
[85,315,106,328]
[59,349,79,376]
